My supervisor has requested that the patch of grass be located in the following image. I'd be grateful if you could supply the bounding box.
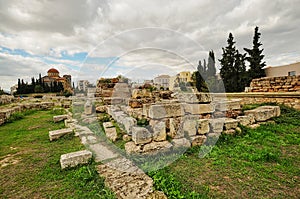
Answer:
[6,109,37,123]
[0,110,115,198]
[50,108,65,115]
[136,118,149,127]
[148,168,209,199]
[151,104,300,198]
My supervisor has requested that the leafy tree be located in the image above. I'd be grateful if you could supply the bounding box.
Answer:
[34,85,44,93]
[244,26,266,83]
[219,33,247,92]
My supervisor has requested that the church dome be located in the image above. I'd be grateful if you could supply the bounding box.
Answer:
[47,68,59,77]
[47,68,59,73]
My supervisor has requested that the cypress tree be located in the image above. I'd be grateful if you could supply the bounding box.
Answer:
[207,50,216,77]
[219,33,248,92]
[219,33,236,92]
[244,26,266,83]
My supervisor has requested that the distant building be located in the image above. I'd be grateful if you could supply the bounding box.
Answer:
[143,80,153,85]
[177,71,192,83]
[154,75,170,90]
[42,68,72,91]
[265,62,300,77]
[77,80,90,91]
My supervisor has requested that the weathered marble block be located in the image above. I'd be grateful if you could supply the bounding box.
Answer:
[148,103,184,119]
[49,128,73,141]
[53,114,69,122]
[60,150,92,169]
[132,126,152,144]
[244,106,280,122]
[224,118,239,130]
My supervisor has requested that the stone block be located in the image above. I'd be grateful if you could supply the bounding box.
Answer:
[129,99,143,108]
[190,135,207,146]
[169,117,184,138]
[95,105,107,113]
[215,100,241,111]
[124,141,142,154]
[64,119,77,128]
[224,118,239,130]
[172,138,191,148]
[182,117,198,136]
[244,106,280,122]
[223,129,236,135]
[148,103,184,119]
[49,128,73,141]
[123,134,132,142]
[131,126,152,144]
[142,104,151,117]
[198,119,210,135]
[209,118,225,133]
[53,114,68,123]
[143,141,173,153]
[105,127,118,142]
[60,150,92,169]
[122,117,137,135]
[177,92,213,103]
[237,115,255,126]
[183,104,215,115]
[103,122,114,129]
[84,100,94,115]
[150,120,167,141]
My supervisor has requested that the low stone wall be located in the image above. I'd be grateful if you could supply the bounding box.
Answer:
[0,102,54,125]
[249,75,300,92]
[0,95,15,105]
[213,92,300,110]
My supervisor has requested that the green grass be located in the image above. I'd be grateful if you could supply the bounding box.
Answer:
[149,105,300,198]
[0,110,115,199]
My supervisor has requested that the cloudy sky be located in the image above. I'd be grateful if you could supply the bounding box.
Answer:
[1,0,300,91]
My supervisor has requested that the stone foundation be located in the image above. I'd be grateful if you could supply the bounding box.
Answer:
[249,75,300,92]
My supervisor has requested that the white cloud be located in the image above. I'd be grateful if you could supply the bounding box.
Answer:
[0,0,300,90]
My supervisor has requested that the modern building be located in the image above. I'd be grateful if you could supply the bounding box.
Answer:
[265,62,300,77]
[42,68,72,91]
[154,75,170,90]
[77,80,90,91]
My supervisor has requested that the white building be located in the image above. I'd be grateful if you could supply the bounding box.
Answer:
[154,75,170,90]
[77,80,89,91]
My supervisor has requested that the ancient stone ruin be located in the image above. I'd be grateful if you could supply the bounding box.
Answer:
[93,80,281,156]
[249,75,300,92]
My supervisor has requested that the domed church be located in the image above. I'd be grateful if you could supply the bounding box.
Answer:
[42,68,72,91]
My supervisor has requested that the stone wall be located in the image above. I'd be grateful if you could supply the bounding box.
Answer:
[213,92,300,110]
[249,75,300,92]
[0,102,54,125]
[0,95,15,105]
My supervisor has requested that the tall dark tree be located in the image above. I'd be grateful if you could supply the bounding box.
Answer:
[219,33,236,92]
[207,50,216,77]
[195,60,208,92]
[233,50,247,92]
[219,33,247,92]
[244,26,266,83]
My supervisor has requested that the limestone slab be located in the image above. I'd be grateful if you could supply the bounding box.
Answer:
[49,128,73,141]
[53,114,68,123]
[132,126,152,145]
[60,150,92,169]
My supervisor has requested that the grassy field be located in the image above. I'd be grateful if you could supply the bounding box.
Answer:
[149,105,300,198]
[0,110,115,199]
